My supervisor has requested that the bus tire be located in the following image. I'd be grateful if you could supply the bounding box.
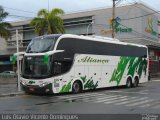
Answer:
[133,77,139,87]
[126,77,132,88]
[72,81,82,93]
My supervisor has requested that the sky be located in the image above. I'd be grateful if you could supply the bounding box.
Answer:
[0,0,160,22]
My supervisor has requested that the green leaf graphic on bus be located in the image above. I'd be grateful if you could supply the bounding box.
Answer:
[110,57,147,85]
[128,57,147,78]
[110,57,129,85]
[60,82,71,93]
[60,76,99,93]
[80,76,87,83]
[80,76,98,89]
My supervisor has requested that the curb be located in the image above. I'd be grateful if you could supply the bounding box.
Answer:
[150,78,160,81]
[0,92,25,97]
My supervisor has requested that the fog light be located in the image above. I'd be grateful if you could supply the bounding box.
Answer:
[39,82,49,87]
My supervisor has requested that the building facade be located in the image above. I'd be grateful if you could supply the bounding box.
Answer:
[0,3,160,76]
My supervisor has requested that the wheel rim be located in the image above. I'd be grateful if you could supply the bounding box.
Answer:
[134,79,138,87]
[127,79,131,87]
[73,83,80,93]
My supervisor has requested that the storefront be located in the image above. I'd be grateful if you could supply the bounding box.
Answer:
[0,50,15,73]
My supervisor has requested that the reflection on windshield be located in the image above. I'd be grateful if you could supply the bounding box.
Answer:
[22,56,51,78]
[26,37,58,53]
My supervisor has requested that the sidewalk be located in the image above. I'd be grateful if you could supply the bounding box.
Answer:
[0,77,24,97]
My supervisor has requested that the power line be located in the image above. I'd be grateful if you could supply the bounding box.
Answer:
[89,21,158,41]
[8,15,33,19]
[3,6,36,14]
[122,1,160,21]
[115,0,124,6]
[122,11,160,20]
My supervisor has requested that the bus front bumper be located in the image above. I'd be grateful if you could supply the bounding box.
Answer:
[21,83,53,94]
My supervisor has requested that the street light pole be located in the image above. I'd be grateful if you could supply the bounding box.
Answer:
[48,0,50,12]
[16,29,21,92]
[112,0,116,38]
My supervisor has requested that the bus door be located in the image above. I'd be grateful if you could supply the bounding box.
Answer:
[52,61,63,92]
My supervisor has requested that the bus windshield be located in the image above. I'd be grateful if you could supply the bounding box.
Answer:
[26,36,59,53]
[22,56,51,79]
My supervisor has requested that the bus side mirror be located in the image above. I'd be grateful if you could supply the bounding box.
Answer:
[43,54,49,64]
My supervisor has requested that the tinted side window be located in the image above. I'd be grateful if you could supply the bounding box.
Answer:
[56,38,147,58]
[56,38,93,59]
[51,61,73,76]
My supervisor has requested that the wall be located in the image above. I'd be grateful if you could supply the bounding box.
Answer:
[0,38,7,50]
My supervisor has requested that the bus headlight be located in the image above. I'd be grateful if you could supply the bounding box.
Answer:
[39,82,50,87]
[21,81,27,86]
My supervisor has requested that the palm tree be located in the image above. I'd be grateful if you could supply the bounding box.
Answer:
[0,6,11,39]
[31,8,65,36]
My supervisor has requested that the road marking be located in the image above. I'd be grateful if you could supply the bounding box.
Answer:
[105,90,148,95]
[104,96,139,104]
[59,92,104,99]
[152,104,160,109]
[94,96,128,103]
[104,97,130,104]
[126,99,154,107]
[59,93,124,102]
[62,94,105,101]
[139,101,160,108]
[139,90,149,92]
[115,97,148,105]
[67,94,120,102]
[85,94,123,102]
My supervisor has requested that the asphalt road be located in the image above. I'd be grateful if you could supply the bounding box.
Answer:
[0,80,160,115]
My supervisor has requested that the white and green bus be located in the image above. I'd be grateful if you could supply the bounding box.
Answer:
[20,34,149,94]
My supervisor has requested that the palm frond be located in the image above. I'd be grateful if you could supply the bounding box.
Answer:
[0,22,12,28]
[50,8,64,16]
[0,23,11,39]
[48,16,64,34]
[0,6,11,40]
[30,17,47,35]
[31,8,65,35]
[37,9,48,18]
[0,6,9,22]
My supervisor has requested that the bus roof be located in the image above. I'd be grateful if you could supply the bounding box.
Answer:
[33,34,62,39]
[34,34,147,49]
[57,34,147,48]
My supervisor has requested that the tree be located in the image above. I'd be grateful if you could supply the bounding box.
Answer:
[0,6,11,39]
[31,8,65,36]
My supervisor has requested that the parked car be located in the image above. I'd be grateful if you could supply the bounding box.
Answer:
[0,71,17,78]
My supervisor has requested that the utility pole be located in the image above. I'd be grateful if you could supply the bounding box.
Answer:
[48,0,50,12]
[16,29,21,92]
[112,0,116,38]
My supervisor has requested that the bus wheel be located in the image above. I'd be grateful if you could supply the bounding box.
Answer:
[72,81,82,93]
[133,77,139,87]
[126,77,132,88]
